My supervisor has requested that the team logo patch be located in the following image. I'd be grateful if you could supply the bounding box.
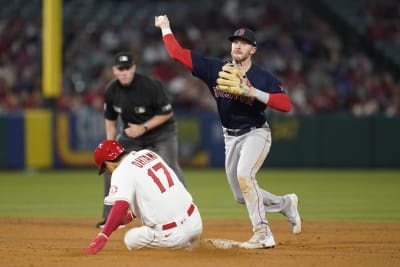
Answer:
[109,185,118,195]
[119,55,129,62]
[113,105,122,113]
[161,104,172,112]
[236,28,246,36]
[134,106,146,113]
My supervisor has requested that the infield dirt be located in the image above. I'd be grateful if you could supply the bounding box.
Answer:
[0,218,399,267]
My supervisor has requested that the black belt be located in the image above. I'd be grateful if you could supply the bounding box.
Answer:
[225,124,265,137]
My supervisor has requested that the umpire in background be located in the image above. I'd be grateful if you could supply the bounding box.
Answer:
[96,51,185,228]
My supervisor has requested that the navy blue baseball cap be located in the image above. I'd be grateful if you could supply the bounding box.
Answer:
[228,28,257,47]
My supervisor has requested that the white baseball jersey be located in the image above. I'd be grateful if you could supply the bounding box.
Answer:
[104,150,202,249]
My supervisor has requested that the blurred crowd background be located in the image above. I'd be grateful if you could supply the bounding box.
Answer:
[0,0,399,116]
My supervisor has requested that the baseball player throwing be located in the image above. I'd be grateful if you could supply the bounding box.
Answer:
[83,140,202,254]
[155,15,301,249]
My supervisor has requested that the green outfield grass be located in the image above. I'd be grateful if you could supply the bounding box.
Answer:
[0,168,399,222]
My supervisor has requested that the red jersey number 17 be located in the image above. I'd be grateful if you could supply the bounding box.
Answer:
[147,162,174,193]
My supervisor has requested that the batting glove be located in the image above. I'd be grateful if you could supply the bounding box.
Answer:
[83,233,108,255]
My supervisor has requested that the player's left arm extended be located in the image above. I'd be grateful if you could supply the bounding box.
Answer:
[236,72,290,112]
[83,200,134,255]
[251,88,291,112]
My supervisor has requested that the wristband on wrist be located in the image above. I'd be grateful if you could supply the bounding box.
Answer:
[98,233,109,240]
[143,122,149,132]
[161,28,172,36]
[254,89,270,104]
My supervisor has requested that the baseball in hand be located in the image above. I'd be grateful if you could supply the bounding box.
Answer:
[155,15,165,24]
[155,15,169,28]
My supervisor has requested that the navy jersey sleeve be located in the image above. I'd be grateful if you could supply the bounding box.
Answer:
[191,51,225,92]
[247,63,284,94]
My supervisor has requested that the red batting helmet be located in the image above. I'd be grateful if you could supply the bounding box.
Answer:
[94,140,125,175]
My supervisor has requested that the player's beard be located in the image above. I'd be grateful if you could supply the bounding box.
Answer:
[231,53,250,65]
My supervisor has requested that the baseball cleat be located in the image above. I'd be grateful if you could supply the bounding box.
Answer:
[96,219,125,229]
[239,231,276,249]
[96,219,106,228]
[283,193,302,234]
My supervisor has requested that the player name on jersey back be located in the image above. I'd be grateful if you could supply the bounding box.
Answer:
[131,151,158,168]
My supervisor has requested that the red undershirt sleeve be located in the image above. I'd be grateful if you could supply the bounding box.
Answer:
[267,93,291,112]
[101,200,130,237]
[163,34,193,71]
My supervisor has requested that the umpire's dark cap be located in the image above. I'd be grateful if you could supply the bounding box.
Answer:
[228,28,257,47]
[114,52,134,68]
